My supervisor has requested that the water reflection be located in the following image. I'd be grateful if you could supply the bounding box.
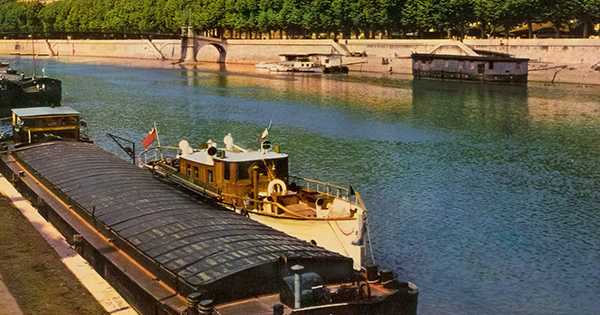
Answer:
[1,55,599,315]
[412,80,529,135]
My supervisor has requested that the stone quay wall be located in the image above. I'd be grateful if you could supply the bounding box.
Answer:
[0,38,598,85]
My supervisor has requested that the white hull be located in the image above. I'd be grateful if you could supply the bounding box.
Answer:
[255,62,275,69]
[296,67,324,73]
[249,212,362,270]
[269,65,293,72]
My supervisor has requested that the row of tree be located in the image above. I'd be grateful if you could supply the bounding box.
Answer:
[0,0,599,40]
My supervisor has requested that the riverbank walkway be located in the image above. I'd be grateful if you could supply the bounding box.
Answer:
[0,276,22,315]
[0,174,135,315]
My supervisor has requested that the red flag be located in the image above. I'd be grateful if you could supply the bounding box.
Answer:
[142,128,157,147]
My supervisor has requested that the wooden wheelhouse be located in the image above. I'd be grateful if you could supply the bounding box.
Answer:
[12,107,80,143]
[178,139,289,208]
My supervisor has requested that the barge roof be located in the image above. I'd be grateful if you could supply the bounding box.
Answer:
[13,106,79,117]
[12,141,352,301]
[411,52,529,62]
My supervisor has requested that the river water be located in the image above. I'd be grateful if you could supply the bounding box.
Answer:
[4,56,600,315]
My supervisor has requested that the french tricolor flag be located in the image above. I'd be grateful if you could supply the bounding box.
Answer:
[258,120,272,142]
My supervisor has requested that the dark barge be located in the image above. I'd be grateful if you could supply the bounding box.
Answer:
[411,42,529,84]
[0,63,62,113]
[0,107,418,315]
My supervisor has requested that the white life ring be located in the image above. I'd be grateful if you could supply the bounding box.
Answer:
[267,179,287,195]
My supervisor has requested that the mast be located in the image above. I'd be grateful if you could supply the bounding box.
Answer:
[30,34,36,79]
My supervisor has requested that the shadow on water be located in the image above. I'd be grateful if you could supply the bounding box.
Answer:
[411,80,529,135]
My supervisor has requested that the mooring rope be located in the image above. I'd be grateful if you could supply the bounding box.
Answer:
[334,218,355,236]
[366,215,375,265]
[326,218,350,257]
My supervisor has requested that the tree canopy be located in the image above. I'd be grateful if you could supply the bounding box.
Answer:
[0,0,597,39]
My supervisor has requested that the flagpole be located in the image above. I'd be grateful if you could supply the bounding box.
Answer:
[154,121,164,160]
[154,121,161,147]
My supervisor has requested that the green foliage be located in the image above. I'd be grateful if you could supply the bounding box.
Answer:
[0,0,596,38]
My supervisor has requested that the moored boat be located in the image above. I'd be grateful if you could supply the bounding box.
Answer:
[269,64,294,72]
[287,56,323,73]
[139,133,367,270]
[0,107,419,315]
[411,42,529,84]
[0,62,62,111]
[255,61,276,69]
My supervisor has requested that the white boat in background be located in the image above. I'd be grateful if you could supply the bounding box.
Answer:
[268,64,293,72]
[255,61,275,69]
[139,133,368,270]
[257,53,351,73]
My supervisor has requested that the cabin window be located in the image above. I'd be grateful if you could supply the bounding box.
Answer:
[444,61,448,68]
[324,58,329,64]
[273,158,289,179]
[193,166,198,179]
[516,63,521,70]
[224,162,231,180]
[477,63,485,74]
[186,165,191,176]
[237,162,251,180]
[459,61,464,69]
[208,170,213,183]
[470,62,475,70]
[489,62,494,70]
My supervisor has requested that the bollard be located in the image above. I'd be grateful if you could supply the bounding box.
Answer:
[379,269,393,285]
[366,265,379,283]
[198,299,214,315]
[182,292,202,315]
[273,303,284,315]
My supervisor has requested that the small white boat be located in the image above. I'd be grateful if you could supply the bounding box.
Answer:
[268,64,293,72]
[255,61,275,69]
[139,134,368,270]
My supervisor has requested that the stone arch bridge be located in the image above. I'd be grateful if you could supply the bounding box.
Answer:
[180,27,227,63]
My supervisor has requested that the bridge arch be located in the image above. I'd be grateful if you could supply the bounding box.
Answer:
[195,41,227,63]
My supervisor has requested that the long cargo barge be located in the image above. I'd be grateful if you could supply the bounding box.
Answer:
[0,107,418,315]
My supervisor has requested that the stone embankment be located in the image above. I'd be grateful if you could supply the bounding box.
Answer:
[0,38,598,85]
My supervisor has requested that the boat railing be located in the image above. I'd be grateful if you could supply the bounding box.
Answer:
[289,175,356,203]
[222,193,355,220]
[138,146,180,166]
[222,193,303,218]
[138,146,221,197]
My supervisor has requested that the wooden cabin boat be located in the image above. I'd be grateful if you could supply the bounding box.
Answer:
[0,107,419,315]
[139,134,366,270]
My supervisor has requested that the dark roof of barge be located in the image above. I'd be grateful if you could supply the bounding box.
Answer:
[14,141,350,289]
[411,52,529,62]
